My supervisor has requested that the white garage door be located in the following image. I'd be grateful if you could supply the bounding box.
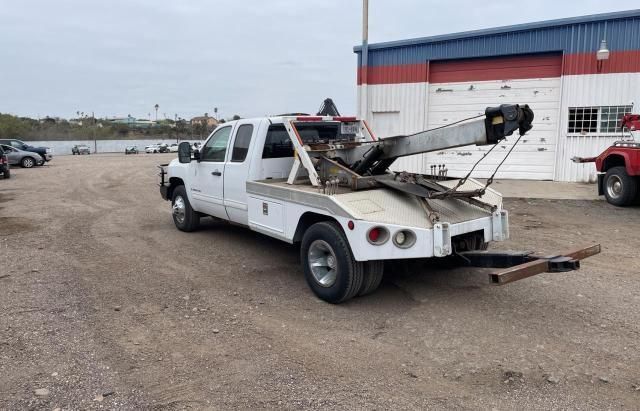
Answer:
[425,54,562,180]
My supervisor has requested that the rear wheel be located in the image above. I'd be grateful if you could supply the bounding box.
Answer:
[21,157,35,168]
[604,166,637,207]
[358,260,384,296]
[301,221,363,303]
[171,185,200,232]
[3,168,10,179]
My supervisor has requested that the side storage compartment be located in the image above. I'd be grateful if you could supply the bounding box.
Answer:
[248,196,285,237]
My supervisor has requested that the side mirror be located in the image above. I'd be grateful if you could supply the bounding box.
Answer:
[178,142,192,163]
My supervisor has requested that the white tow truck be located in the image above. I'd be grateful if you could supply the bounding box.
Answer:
[159,105,600,303]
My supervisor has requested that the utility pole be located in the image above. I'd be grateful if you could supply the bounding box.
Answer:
[361,0,369,122]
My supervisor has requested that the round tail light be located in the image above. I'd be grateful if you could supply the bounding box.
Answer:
[366,226,389,245]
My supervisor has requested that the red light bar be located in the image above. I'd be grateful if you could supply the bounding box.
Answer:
[295,116,323,122]
[295,116,358,122]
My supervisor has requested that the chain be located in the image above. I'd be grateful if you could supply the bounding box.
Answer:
[440,131,524,197]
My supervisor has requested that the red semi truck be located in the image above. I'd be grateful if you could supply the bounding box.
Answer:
[573,114,640,206]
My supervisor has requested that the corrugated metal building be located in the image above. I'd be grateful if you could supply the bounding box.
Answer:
[354,10,640,182]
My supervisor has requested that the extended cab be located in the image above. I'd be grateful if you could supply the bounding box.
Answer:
[160,111,599,303]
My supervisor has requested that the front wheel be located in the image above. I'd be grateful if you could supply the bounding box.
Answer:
[171,185,200,232]
[301,221,363,304]
[21,157,35,168]
[604,166,638,207]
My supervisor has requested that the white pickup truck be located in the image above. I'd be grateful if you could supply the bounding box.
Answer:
[159,107,600,303]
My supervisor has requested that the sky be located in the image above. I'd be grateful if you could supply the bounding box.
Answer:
[0,0,637,120]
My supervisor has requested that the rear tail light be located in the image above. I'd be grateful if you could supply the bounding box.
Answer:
[393,230,417,249]
[366,226,389,245]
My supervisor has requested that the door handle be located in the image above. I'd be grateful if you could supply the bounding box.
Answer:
[211,170,222,176]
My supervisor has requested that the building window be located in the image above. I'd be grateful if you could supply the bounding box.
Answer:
[568,106,632,134]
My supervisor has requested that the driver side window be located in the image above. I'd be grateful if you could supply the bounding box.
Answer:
[200,126,232,162]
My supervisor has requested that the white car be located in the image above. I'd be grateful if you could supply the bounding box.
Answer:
[169,143,179,153]
[145,144,160,153]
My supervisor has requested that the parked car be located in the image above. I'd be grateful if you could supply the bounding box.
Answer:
[0,146,10,179]
[0,139,52,162]
[169,143,179,153]
[72,144,91,155]
[0,144,44,168]
[125,146,139,155]
[145,144,160,153]
[158,143,170,153]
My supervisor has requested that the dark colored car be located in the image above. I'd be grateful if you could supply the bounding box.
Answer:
[0,139,52,162]
[72,144,91,155]
[0,146,10,179]
[125,146,139,154]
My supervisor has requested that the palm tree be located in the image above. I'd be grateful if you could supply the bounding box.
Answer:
[154,104,159,121]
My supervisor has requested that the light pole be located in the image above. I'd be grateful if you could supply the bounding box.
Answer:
[361,0,369,121]
[154,104,159,121]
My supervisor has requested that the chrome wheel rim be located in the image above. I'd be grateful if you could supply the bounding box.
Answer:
[173,196,186,224]
[24,158,33,167]
[308,240,338,287]
[606,175,623,199]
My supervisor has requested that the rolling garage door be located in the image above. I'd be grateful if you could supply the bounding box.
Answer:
[425,53,562,180]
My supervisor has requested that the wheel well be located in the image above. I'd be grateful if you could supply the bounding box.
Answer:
[293,212,341,243]
[602,154,625,172]
[168,177,184,200]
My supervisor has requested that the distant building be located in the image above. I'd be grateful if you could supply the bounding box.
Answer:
[190,115,219,128]
[355,10,640,182]
[107,115,157,128]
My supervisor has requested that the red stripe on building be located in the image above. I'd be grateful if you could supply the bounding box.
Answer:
[563,50,640,75]
[429,54,562,83]
[358,51,640,85]
[357,63,428,85]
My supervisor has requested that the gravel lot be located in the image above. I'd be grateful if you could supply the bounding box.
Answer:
[1,154,639,409]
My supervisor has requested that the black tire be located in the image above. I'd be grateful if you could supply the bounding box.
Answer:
[358,260,384,296]
[604,166,638,207]
[171,185,200,232]
[3,169,10,179]
[21,157,35,168]
[300,221,363,304]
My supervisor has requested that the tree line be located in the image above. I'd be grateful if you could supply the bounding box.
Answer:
[0,113,241,141]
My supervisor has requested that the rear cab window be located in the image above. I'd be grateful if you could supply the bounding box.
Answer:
[261,122,351,159]
[231,124,254,162]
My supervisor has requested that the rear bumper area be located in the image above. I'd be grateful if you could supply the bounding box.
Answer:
[345,213,508,261]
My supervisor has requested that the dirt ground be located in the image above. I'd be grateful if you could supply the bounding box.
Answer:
[1,154,639,410]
